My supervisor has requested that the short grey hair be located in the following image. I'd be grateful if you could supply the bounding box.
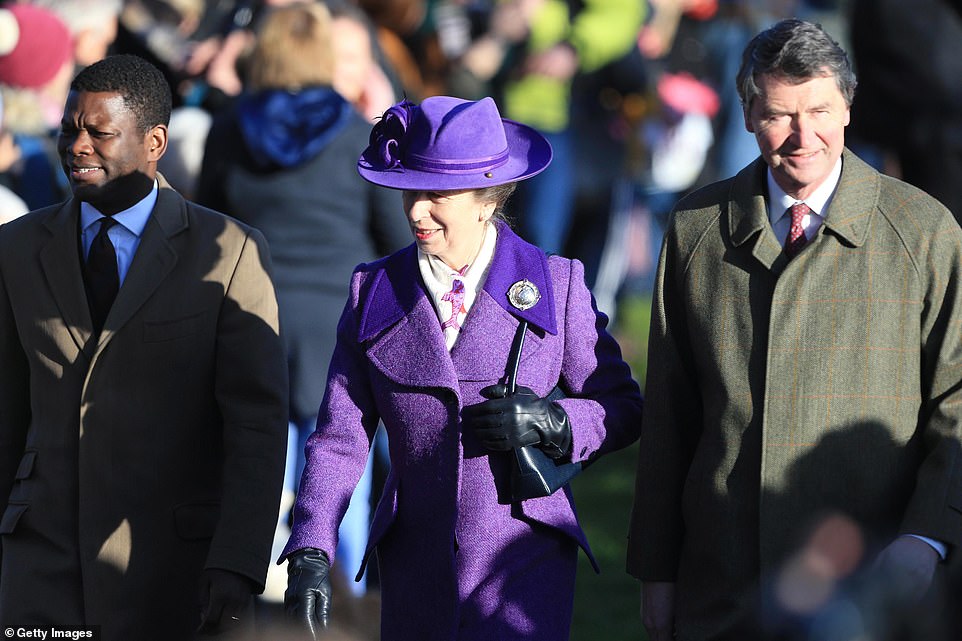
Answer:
[736,18,856,109]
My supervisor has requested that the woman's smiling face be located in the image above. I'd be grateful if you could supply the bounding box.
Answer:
[402,189,496,269]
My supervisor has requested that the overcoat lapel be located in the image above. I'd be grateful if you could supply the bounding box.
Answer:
[39,200,94,353]
[452,223,556,381]
[481,222,557,334]
[357,223,559,393]
[727,157,784,271]
[818,149,878,248]
[99,185,183,345]
[727,149,878,272]
[359,246,459,393]
[451,293,530,382]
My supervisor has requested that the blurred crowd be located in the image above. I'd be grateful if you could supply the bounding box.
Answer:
[2,0,960,315]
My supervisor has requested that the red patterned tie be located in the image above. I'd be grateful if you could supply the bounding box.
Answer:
[784,202,810,258]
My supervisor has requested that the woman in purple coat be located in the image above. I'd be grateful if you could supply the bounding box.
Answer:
[282,95,643,641]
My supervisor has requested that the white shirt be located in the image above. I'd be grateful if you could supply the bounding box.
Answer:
[767,158,841,246]
[80,181,158,285]
[419,222,497,350]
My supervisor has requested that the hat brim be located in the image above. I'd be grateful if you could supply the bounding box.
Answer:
[357,119,553,191]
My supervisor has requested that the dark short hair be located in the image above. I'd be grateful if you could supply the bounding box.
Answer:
[736,18,856,109]
[71,54,172,132]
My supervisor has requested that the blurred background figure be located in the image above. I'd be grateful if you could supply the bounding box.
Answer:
[848,0,962,223]
[30,0,122,70]
[590,69,719,317]
[0,93,27,222]
[194,0,410,619]
[113,0,208,105]
[329,2,396,121]
[473,0,646,259]
[157,103,211,199]
[0,2,74,210]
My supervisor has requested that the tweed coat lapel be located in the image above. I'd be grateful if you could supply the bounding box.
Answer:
[727,157,784,270]
[451,222,557,381]
[39,199,93,353]
[358,223,558,392]
[358,244,459,392]
[727,149,879,271]
[818,149,879,247]
[38,177,186,354]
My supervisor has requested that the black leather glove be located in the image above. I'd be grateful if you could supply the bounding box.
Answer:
[285,547,332,639]
[197,568,255,635]
[462,384,572,459]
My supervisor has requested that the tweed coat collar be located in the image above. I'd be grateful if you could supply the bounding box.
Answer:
[727,148,881,268]
[358,221,557,340]
[357,221,557,392]
[39,174,186,354]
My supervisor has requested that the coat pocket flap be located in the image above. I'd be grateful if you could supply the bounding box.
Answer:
[143,312,205,343]
[0,503,28,534]
[14,451,37,480]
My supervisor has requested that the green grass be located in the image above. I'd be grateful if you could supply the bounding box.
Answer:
[570,294,651,641]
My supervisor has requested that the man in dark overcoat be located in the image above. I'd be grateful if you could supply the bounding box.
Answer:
[0,55,288,640]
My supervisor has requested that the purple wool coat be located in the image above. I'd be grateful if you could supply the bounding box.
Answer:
[284,222,643,640]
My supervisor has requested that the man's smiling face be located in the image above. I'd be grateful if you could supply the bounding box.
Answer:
[745,71,850,201]
[58,90,165,214]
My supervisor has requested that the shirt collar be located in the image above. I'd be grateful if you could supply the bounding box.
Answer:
[420,221,497,291]
[767,157,842,224]
[80,180,159,236]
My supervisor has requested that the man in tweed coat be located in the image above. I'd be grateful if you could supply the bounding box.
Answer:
[627,18,962,641]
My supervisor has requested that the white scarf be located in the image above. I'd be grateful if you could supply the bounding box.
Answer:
[418,222,498,350]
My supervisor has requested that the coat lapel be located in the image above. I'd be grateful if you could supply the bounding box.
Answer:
[99,180,183,346]
[359,246,459,392]
[820,149,879,248]
[481,222,557,334]
[358,224,558,392]
[451,223,553,381]
[451,291,537,382]
[727,150,879,273]
[727,157,785,270]
[39,199,94,352]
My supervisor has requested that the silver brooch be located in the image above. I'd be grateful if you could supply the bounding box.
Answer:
[507,279,541,311]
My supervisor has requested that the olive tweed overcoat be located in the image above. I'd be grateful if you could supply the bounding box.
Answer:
[627,150,962,640]
[284,222,643,640]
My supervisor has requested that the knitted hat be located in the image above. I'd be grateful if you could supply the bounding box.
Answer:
[0,4,72,89]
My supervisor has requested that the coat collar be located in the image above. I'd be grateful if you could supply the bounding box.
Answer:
[357,222,557,393]
[727,148,880,267]
[359,221,557,342]
[39,174,185,353]
[817,149,879,248]
[482,221,557,335]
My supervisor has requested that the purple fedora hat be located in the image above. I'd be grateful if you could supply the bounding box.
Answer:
[357,95,552,190]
